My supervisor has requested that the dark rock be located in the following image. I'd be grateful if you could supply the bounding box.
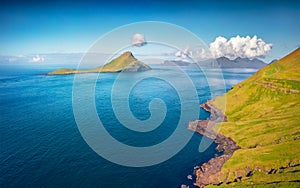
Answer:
[122,61,151,72]
[268,168,277,174]
[188,100,240,187]
[246,167,253,177]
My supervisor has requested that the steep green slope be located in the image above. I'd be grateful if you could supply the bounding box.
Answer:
[210,48,300,186]
[47,51,151,75]
[100,51,141,72]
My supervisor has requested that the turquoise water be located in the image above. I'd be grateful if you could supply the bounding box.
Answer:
[0,64,256,187]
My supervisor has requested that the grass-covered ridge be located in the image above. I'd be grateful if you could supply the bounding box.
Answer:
[210,48,300,186]
[47,51,151,75]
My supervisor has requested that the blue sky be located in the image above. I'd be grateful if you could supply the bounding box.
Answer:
[1,0,300,62]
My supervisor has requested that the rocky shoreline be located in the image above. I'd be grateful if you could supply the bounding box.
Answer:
[188,100,240,188]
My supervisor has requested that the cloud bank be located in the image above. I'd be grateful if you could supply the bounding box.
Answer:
[175,35,272,60]
[175,48,192,59]
[209,35,272,59]
[131,33,147,47]
[0,54,46,63]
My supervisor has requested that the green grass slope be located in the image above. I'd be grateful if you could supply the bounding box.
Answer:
[100,51,138,72]
[47,51,151,75]
[211,48,300,186]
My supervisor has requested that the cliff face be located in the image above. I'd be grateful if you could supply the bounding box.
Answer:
[47,51,151,75]
[189,48,300,187]
[121,60,152,72]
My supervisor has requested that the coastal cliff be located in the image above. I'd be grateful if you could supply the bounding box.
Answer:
[189,48,300,187]
[188,101,240,187]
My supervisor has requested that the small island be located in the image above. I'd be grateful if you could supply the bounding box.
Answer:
[47,51,151,75]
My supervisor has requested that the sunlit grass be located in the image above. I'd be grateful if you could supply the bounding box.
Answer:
[210,48,300,186]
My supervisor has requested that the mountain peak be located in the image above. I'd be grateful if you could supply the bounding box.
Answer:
[235,57,244,60]
[47,51,151,75]
[215,56,266,68]
[122,51,134,58]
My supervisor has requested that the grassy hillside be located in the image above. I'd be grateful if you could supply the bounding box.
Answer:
[100,51,138,71]
[47,51,151,75]
[210,48,300,186]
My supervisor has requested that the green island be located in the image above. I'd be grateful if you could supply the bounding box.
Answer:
[47,51,151,75]
[194,47,300,187]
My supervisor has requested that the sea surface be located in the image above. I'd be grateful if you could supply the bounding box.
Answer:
[0,64,257,187]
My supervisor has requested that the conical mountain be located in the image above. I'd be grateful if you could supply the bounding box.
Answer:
[48,51,151,75]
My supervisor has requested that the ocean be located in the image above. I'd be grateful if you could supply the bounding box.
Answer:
[0,64,256,187]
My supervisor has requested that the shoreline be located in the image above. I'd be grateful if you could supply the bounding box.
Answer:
[188,100,240,188]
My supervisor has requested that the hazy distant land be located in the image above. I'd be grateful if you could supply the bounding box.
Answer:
[162,57,267,69]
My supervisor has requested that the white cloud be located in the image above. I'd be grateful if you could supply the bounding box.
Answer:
[30,55,44,63]
[209,35,272,59]
[131,33,147,47]
[175,48,193,60]
[175,35,272,60]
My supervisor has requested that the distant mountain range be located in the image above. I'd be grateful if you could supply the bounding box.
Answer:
[214,57,267,68]
[162,57,267,69]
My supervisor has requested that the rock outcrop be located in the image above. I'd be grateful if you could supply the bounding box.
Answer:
[188,100,240,188]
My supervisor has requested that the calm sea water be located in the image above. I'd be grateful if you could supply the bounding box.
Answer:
[0,64,256,187]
